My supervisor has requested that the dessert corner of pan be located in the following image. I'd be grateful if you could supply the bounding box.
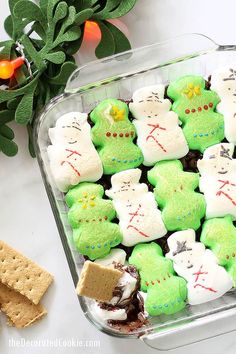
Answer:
[46,67,236,329]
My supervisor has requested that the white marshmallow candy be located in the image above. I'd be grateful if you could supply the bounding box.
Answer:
[129,85,189,166]
[106,169,167,247]
[197,143,236,219]
[47,112,103,192]
[166,229,233,305]
[94,249,127,267]
[211,67,236,145]
[93,303,127,322]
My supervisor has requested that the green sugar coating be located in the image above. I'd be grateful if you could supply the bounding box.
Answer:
[90,98,143,174]
[65,182,123,260]
[167,75,224,152]
[201,216,236,286]
[148,160,206,231]
[129,242,187,316]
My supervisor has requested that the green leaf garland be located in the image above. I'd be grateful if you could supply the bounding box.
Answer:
[0,0,138,157]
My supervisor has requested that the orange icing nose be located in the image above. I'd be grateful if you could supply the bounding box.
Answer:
[0,57,24,79]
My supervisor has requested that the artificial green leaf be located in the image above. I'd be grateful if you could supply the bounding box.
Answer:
[0,135,18,156]
[44,83,52,103]
[97,0,137,19]
[27,124,36,157]
[9,0,22,13]
[75,8,94,25]
[39,0,48,15]
[7,98,21,111]
[0,73,40,104]
[58,26,81,44]
[104,20,131,54]
[31,22,46,42]
[20,34,47,71]
[13,0,45,23]
[31,38,45,50]
[8,0,25,38]
[52,5,79,48]
[0,110,15,125]
[64,27,84,55]
[45,51,66,64]
[0,40,14,59]
[53,1,68,24]
[14,0,45,26]
[76,0,98,10]
[47,0,61,21]
[48,61,77,85]
[95,21,115,58]
[59,6,76,32]
[93,0,120,20]
[34,82,46,115]
[0,125,14,140]
[4,15,13,37]
[15,90,36,125]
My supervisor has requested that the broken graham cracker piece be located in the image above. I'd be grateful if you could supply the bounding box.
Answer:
[0,240,53,305]
[76,261,123,302]
[0,282,46,328]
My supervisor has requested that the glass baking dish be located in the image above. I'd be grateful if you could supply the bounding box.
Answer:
[34,33,236,350]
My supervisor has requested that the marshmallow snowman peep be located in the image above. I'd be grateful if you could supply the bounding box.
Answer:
[166,229,233,305]
[129,85,189,166]
[47,112,103,192]
[106,169,167,246]
[197,143,236,219]
[211,67,236,145]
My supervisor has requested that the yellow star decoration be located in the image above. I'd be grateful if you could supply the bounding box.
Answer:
[110,105,125,121]
[78,192,96,209]
[183,83,201,99]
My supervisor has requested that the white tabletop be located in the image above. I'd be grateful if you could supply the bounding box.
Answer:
[1,0,236,353]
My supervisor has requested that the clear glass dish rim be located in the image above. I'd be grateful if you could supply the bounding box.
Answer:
[33,33,236,341]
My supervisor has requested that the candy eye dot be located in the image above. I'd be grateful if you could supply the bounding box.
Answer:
[228,87,231,90]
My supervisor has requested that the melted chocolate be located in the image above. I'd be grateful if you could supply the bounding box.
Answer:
[98,264,146,330]
[180,150,203,172]
[112,264,140,307]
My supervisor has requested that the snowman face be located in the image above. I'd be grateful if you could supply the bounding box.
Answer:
[221,80,236,102]
[130,86,171,120]
[107,169,148,201]
[173,250,194,269]
[130,100,171,120]
[170,239,206,270]
[198,145,235,176]
[203,156,232,176]
[173,248,202,270]
[109,180,147,201]
[56,120,82,144]
[215,69,236,102]
[50,113,88,145]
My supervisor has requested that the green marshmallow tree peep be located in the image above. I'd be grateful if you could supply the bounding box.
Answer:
[201,216,236,286]
[148,160,206,231]
[167,75,224,153]
[66,182,122,260]
[129,242,187,316]
[90,99,143,174]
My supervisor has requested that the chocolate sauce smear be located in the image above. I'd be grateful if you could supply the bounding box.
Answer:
[98,264,147,331]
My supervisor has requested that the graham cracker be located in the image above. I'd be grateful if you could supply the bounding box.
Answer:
[0,283,46,328]
[0,241,53,305]
[76,261,123,302]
